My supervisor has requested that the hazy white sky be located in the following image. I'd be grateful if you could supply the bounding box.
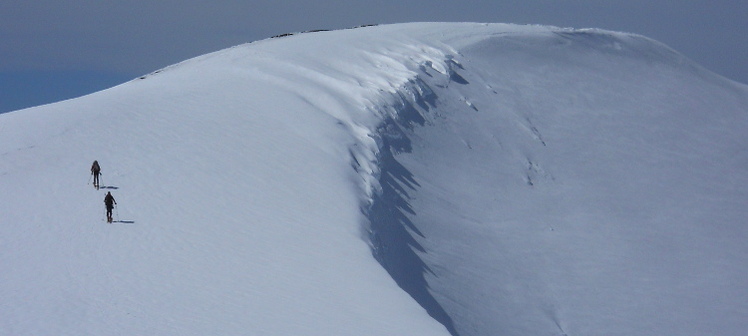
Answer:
[1,0,746,112]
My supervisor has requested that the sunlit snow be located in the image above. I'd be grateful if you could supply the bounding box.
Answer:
[2,23,747,336]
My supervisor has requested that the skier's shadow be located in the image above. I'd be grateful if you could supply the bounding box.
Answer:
[112,220,135,224]
[99,185,119,190]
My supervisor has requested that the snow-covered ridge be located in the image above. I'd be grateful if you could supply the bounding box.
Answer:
[1,23,747,336]
[356,24,748,336]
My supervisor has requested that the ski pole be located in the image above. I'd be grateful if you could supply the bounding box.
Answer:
[115,204,119,221]
[88,174,92,185]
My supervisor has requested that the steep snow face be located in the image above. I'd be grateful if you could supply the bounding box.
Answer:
[1,23,747,336]
[365,27,748,336]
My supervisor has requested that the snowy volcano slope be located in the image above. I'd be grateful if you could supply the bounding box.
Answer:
[365,26,748,336]
[1,23,748,335]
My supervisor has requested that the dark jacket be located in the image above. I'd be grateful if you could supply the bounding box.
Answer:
[91,161,101,175]
[104,193,117,209]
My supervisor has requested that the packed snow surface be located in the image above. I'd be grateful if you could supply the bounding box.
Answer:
[1,23,747,336]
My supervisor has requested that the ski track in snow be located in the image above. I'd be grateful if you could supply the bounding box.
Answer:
[2,22,748,336]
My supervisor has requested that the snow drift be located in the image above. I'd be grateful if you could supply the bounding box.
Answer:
[1,23,747,336]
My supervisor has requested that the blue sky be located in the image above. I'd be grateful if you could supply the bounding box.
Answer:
[1,0,746,113]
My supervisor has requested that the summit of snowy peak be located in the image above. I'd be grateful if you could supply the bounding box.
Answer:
[1,22,747,336]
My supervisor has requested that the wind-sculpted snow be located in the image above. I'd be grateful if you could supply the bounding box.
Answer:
[1,23,747,336]
[362,27,748,336]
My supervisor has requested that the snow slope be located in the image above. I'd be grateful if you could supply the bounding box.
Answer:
[1,23,747,336]
[366,26,748,336]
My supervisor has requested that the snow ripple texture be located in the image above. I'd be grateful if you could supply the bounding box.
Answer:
[1,23,747,336]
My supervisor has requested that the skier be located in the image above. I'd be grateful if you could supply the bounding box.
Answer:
[91,160,101,189]
[104,191,117,223]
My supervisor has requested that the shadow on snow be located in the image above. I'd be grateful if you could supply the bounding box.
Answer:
[364,76,460,335]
